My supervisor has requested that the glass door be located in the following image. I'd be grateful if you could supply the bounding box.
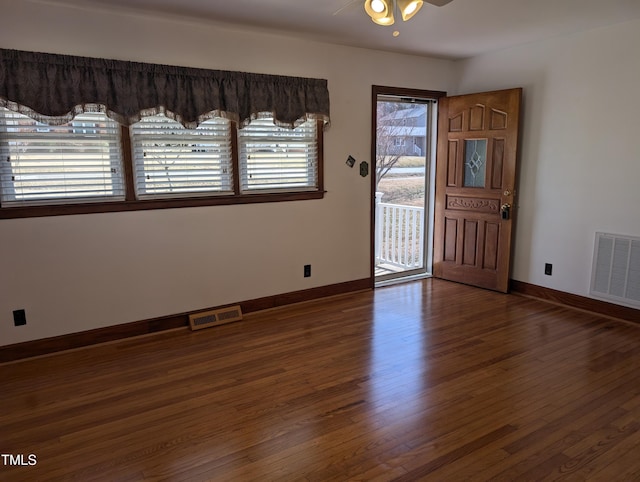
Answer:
[373,92,437,285]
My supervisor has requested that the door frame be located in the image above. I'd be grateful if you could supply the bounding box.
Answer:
[370,86,447,286]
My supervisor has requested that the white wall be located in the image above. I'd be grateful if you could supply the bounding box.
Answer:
[455,19,640,300]
[0,0,455,345]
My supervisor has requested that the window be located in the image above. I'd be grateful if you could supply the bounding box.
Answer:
[239,115,318,193]
[394,138,405,147]
[0,107,124,206]
[130,115,233,199]
[1,49,329,217]
[0,111,323,217]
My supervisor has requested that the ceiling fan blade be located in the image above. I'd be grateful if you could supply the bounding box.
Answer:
[424,0,454,6]
[332,0,360,16]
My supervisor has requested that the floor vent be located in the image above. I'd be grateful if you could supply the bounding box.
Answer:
[189,305,243,331]
[591,232,640,308]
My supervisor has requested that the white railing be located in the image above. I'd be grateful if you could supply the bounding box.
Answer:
[375,193,425,270]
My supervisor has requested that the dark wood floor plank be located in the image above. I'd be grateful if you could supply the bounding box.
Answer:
[1,279,639,481]
[584,428,640,481]
[393,424,519,480]
[482,407,630,481]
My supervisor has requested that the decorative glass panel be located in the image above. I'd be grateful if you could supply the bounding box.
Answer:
[464,139,487,188]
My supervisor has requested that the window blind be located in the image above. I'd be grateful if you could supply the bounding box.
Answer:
[238,117,318,193]
[0,108,124,206]
[130,116,233,199]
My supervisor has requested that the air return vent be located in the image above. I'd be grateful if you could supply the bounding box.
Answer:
[189,305,243,331]
[590,232,640,308]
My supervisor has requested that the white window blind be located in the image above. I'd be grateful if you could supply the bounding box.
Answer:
[130,116,233,199]
[238,116,318,193]
[0,108,124,206]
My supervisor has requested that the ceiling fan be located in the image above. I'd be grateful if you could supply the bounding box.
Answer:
[334,0,454,26]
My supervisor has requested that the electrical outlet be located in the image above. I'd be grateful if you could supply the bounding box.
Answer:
[304,265,311,278]
[544,263,553,276]
[13,309,26,326]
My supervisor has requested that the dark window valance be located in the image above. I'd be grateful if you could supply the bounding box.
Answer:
[0,49,330,129]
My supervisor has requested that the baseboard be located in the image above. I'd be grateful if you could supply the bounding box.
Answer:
[0,278,372,364]
[510,280,640,324]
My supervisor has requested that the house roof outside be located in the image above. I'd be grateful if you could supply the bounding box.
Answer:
[379,106,426,124]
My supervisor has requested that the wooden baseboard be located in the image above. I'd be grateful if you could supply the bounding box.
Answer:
[0,278,372,364]
[510,280,640,324]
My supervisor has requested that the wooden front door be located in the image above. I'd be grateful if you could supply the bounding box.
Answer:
[433,88,522,293]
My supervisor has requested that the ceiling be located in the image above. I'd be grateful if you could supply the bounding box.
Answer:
[40,0,640,60]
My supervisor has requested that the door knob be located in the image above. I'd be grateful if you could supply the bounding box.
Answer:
[501,203,511,220]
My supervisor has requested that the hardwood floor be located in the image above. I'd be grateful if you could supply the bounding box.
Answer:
[1,279,639,481]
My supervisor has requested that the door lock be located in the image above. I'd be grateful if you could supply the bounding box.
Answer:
[501,203,511,220]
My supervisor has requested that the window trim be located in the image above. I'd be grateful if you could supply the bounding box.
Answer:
[0,120,325,219]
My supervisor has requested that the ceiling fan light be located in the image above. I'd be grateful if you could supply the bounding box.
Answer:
[397,0,423,21]
[371,0,385,13]
[372,11,395,25]
[364,0,391,20]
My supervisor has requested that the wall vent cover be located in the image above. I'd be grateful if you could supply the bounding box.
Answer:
[591,232,640,308]
[189,305,243,331]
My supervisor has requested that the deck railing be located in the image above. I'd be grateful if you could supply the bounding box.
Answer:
[375,194,425,270]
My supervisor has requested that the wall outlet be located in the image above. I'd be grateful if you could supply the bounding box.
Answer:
[544,263,553,276]
[13,309,27,326]
[304,265,311,278]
